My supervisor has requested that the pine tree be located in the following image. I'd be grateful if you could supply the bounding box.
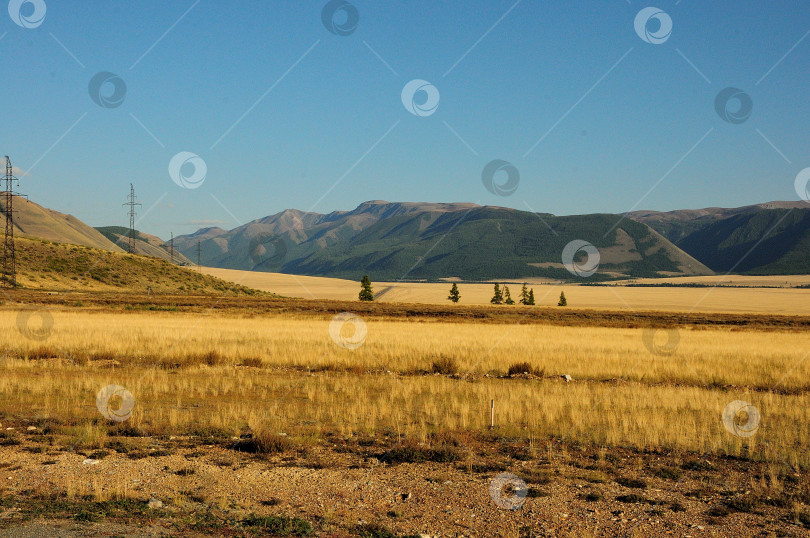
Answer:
[527,289,535,305]
[490,283,503,304]
[504,285,514,305]
[448,282,460,303]
[359,275,374,301]
[558,291,567,307]
[519,283,529,305]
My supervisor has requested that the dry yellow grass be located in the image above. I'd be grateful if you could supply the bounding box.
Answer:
[201,267,810,314]
[1,307,808,468]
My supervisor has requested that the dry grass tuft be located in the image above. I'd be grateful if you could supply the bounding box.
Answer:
[431,355,459,375]
[507,361,544,377]
[232,431,292,455]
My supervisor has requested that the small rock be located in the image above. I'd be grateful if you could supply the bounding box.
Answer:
[562,374,573,382]
[82,459,99,465]
[26,426,37,432]
[401,493,411,501]
[148,498,163,509]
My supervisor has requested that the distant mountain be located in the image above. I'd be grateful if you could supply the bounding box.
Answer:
[96,226,192,265]
[175,201,712,281]
[627,202,810,274]
[0,195,122,251]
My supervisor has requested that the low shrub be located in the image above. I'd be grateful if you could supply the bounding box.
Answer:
[431,355,458,375]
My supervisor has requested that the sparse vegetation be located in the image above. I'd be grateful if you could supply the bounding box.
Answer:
[241,514,313,536]
[359,275,374,301]
[448,282,460,303]
[232,431,293,455]
[503,285,514,305]
[506,362,543,377]
[616,477,647,489]
[431,355,459,375]
[490,283,503,305]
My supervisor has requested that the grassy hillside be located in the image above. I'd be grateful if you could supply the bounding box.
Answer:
[11,237,262,295]
[96,226,193,265]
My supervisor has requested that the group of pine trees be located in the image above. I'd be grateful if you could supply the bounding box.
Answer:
[361,275,566,306]
[449,282,541,306]
[489,283,535,305]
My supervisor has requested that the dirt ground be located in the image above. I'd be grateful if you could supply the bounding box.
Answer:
[0,424,807,537]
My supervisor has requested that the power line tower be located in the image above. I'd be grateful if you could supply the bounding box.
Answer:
[2,156,25,288]
[122,184,141,254]
[196,240,201,271]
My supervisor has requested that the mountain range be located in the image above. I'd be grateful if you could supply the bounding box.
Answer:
[173,200,810,280]
[627,202,810,275]
[4,196,808,281]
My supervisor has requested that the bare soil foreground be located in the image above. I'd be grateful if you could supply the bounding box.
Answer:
[1,429,807,537]
[1,290,809,536]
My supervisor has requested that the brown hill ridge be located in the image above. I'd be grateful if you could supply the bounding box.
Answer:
[0,195,121,251]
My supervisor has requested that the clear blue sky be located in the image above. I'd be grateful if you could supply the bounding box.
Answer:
[3,0,809,238]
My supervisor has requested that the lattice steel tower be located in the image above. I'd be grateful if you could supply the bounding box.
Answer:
[2,156,24,288]
[122,183,141,254]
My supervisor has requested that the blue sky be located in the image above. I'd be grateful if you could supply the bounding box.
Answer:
[2,0,809,238]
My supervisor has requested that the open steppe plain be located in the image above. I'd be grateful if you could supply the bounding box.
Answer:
[0,288,809,536]
[201,268,810,315]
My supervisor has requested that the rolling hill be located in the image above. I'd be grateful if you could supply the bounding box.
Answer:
[0,196,191,266]
[175,201,712,281]
[11,236,260,294]
[0,195,122,251]
[628,202,810,274]
[96,226,192,265]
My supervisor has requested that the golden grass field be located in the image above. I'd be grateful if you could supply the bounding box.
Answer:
[2,304,808,470]
[201,267,810,314]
